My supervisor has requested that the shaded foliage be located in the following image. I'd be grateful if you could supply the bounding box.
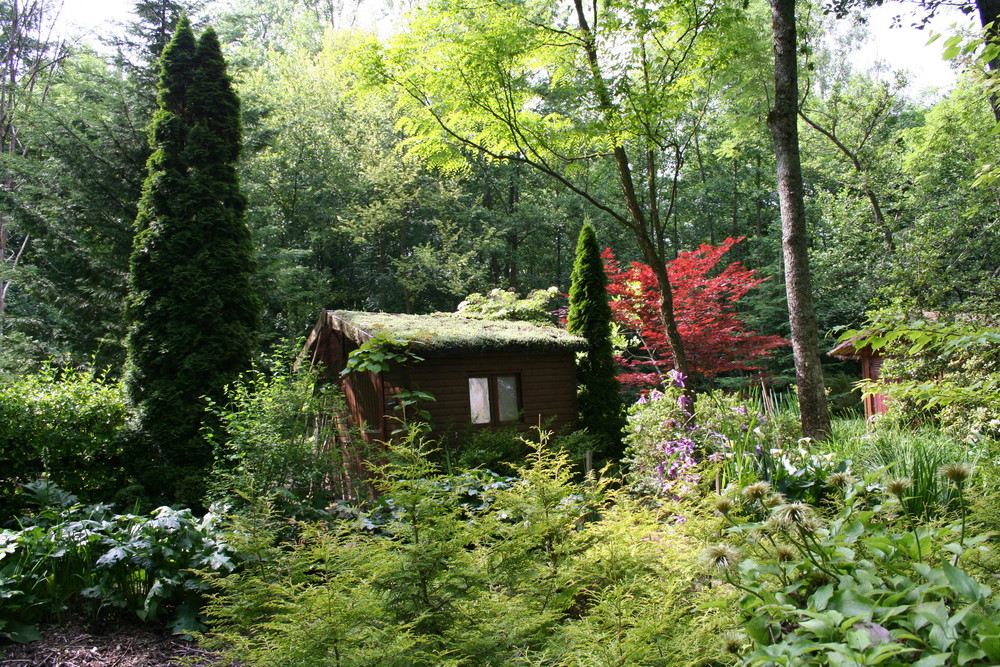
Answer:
[124,18,260,508]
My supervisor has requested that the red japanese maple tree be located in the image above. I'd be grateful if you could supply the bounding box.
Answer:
[603,237,788,388]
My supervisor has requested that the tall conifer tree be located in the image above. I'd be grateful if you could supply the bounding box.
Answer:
[567,222,624,460]
[125,17,260,507]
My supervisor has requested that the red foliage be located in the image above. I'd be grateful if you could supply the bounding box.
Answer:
[603,237,788,388]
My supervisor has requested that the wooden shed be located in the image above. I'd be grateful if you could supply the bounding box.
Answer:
[828,337,887,419]
[302,310,587,442]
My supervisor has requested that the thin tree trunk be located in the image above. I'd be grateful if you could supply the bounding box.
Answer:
[799,111,895,251]
[732,158,739,238]
[572,0,690,378]
[1,0,62,325]
[767,0,830,439]
[755,154,763,236]
[975,0,1000,121]
[507,167,520,289]
[693,134,716,245]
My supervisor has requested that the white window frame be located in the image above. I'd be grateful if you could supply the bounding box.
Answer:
[468,374,521,424]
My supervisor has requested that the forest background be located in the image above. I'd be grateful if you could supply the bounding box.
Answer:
[3,0,1000,661]
[1,0,998,388]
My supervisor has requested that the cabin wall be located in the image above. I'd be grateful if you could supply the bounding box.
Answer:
[307,324,385,439]
[861,352,888,419]
[381,350,578,439]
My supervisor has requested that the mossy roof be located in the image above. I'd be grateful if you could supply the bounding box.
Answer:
[327,310,586,353]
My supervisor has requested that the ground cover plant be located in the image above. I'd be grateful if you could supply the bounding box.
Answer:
[0,481,234,644]
[710,465,1000,665]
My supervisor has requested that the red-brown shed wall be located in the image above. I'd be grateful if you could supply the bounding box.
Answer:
[381,350,578,439]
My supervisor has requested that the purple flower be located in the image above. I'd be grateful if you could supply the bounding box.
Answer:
[677,394,693,413]
[733,405,749,415]
[649,389,665,401]
[637,395,648,404]
[668,369,686,388]
[705,429,726,445]
[853,622,892,649]
[708,452,725,462]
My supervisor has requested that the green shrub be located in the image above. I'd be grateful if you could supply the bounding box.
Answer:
[452,422,598,479]
[453,424,529,475]
[0,364,127,518]
[843,317,1000,439]
[200,429,739,666]
[456,286,560,324]
[206,355,348,518]
[530,495,741,666]
[0,481,234,643]
[824,371,863,416]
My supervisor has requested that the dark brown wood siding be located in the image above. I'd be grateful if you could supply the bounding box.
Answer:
[381,350,578,438]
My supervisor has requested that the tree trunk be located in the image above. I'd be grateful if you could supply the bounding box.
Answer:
[0,0,62,326]
[767,0,830,439]
[572,0,690,380]
[975,0,1000,121]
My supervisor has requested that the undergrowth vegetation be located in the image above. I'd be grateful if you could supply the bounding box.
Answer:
[713,467,1000,665]
[0,364,127,517]
[2,328,999,665]
[0,481,233,643]
[199,432,737,666]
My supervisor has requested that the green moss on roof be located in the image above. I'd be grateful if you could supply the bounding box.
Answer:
[329,310,586,353]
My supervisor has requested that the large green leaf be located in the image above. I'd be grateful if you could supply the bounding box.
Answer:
[942,562,986,603]
[830,589,874,619]
[0,620,42,644]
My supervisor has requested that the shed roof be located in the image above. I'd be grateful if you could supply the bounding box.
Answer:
[828,337,866,359]
[324,310,587,353]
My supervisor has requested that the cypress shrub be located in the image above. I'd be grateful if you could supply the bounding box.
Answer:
[566,222,625,460]
[124,18,260,508]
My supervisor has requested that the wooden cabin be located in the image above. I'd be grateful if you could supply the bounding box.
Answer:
[827,337,887,419]
[302,310,586,442]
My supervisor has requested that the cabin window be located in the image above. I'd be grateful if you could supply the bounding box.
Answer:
[468,374,521,424]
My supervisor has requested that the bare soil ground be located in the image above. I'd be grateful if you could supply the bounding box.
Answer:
[0,622,224,667]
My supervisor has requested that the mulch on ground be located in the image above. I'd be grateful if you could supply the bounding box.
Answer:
[0,622,225,667]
